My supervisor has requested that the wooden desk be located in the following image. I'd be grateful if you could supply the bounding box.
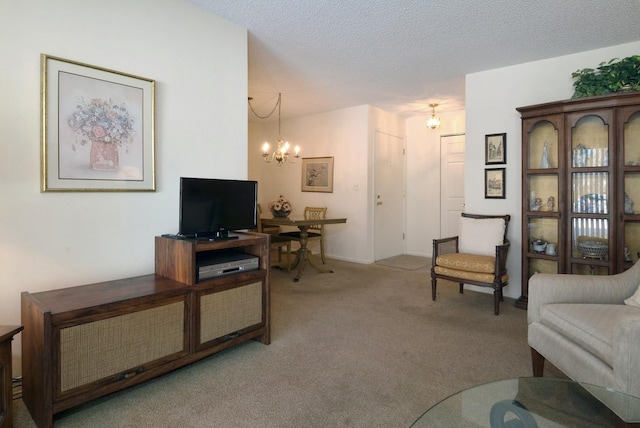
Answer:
[1,325,22,428]
[261,217,347,282]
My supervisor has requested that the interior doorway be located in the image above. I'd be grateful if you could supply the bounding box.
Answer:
[440,133,466,238]
[374,130,405,261]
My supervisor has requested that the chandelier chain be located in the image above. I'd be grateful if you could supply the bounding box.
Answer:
[248,93,281,121]
[251,92,300,165]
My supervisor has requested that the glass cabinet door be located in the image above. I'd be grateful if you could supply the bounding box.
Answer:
[523,119,561,282]
[622,109,640,268]
[568,113,613,275]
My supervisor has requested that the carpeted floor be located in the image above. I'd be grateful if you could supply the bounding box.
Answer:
[375,255,430,271]
[14,258,563,428]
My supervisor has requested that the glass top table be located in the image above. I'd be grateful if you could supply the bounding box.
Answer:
[411,377,640,427]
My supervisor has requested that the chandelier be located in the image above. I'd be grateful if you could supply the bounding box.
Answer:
[427,103,441,129]
[248,93,300,166]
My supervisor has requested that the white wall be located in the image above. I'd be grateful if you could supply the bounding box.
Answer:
[249,105,467,262]
[465,40,640,299]
[405,110,466,257]
[249,105,408,263]
[0,0,248,372]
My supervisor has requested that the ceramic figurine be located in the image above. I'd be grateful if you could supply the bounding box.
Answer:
[531,198,542,211]
[625,247,633,262]
[547,196,555,211]
[540,142,551,168]
[625,192,634,214]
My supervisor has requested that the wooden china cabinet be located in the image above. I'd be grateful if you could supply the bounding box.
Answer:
[517,92,640,309]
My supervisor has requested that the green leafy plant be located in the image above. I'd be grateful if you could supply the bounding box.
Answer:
[571,55,640,98]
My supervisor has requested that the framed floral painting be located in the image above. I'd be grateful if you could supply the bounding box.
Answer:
[41,54,155,191]
[301,156,334,193]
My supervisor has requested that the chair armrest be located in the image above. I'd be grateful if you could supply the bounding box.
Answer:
[494,240,510,276]
[528,262,640,324]
[432,236,458,266]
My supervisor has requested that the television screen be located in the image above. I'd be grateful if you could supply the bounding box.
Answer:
[179,177,258,239]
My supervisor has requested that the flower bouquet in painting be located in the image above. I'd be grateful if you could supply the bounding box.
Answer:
[68,98,135,170]
[269,195,292,217]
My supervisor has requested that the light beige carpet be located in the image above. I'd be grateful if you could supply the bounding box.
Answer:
[14,258,563,428]
[375,255,431,271]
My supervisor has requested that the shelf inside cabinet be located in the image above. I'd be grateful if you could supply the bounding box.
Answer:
[526,258,558,277]
[527,121,558,170]
[572,172,609,214]
[571,114,609,168]
[623,111,640,165]
[527,175,558,213]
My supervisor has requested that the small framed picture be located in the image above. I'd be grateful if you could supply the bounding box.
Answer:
[301,156,334,193]
[485,168,506,199]
[485,133,506,165]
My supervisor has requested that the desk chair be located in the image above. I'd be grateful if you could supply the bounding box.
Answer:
[280,206,327,264]
[431,213,510,315]
[256,204,291,272]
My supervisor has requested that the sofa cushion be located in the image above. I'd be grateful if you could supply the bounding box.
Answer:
[433,266,508,284]
[436,253,495,273]
[458,216,505,257]
[540,303,640,367]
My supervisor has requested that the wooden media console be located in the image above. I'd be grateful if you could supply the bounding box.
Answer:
[21,233,270,428]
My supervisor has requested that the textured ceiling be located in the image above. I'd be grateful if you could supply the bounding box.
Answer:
[189,0,640,120]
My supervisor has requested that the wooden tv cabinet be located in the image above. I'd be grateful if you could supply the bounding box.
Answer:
[21,232,270,428]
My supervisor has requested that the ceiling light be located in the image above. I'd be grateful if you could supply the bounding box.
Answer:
[248,93,300,166]
[427,103,441,129]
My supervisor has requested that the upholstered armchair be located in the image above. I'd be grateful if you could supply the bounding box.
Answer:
[528,260,640,398]
[431,213,510,315]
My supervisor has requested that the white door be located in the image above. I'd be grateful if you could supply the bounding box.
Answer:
[374,131,405,260]
[440,134,465,238]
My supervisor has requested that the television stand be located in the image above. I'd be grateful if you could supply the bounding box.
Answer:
[193,231,239,241]
[203,235,239,241]
[21,232,270,428]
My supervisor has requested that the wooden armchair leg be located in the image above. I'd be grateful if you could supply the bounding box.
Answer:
[531,348,545,377]
[431,278,437,301]
[459,283,464,294]
[493,291,500,315]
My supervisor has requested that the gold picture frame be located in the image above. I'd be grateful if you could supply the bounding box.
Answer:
[301,156,334,193]
[41,54,155,191]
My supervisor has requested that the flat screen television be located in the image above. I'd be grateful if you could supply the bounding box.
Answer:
[179,177,258,240]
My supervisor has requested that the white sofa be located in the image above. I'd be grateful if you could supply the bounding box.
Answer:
[528,260,640,398]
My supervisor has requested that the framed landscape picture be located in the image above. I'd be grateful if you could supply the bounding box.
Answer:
[41,54,155,191]
[301,156,334,192]
[485,168,506,199]
[485,133,506,165]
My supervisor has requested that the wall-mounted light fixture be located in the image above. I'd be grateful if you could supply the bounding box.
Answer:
[427,103,441,129]
[248,93,300,166]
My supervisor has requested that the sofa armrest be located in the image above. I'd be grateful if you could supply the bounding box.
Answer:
[528,262,640,324]
[614,317,640,397]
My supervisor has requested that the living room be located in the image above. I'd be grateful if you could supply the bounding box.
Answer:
[2,0,640,426]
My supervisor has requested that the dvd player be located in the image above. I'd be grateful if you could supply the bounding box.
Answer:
[197,250,259,281]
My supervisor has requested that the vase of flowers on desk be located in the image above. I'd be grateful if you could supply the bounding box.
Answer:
[269,195,292,217]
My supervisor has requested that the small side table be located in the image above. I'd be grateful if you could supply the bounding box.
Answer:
[0,325,22,428]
